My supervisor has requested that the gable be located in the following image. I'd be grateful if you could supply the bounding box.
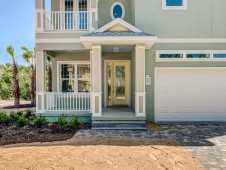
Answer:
[107,23,131,32]
[95,18,142,33]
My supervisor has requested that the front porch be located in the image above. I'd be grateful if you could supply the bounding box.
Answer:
[35,18,157,123]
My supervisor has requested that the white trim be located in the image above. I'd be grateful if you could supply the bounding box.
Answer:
[35,38,81,43]
[95,18,142,33]
[110,2,125,20]
[80,35,157,49]
[57,61,91,92]
[157,38,226,44]
[156,50,226,62]
[162,0,187,10]
[154,67,226,122]
[103,60,131,108]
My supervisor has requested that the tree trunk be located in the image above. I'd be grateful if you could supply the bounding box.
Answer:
[13,61,20,108]
[14,98,20,108]
[30,66,36,106]
[48,65,52,92]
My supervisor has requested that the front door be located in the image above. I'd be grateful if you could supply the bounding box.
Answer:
[106,61,130,107]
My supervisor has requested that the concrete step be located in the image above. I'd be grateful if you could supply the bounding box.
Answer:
[92,120,147,130]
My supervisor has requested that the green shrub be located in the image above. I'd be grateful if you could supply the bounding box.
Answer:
[0,113,13,125]
[56,114,68,128]
[70,116,83,129]
[15,111,23,117]
[24,109,33,118]
[47,122,53,127]
[40,128,51,133]
[33,115,47,127]
[9,112,17,120]
[16,117,28,127]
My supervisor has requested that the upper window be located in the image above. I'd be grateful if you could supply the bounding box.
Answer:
[111,2,125,20]
[162,0,187,10]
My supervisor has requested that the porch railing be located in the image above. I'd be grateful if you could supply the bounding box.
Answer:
[45,92,91,112]
[44,11,92,31]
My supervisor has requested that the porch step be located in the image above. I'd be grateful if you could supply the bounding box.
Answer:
[92,120,147,130]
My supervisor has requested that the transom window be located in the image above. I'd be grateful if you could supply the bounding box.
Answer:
[156,50,226,62]
[162,0,187,10]
[59,63,91,92]
[111,2,125,20]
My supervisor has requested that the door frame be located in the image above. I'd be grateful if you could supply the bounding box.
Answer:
[104,60,131,108]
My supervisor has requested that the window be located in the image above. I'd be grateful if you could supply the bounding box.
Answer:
[186,54,210,59]
[156,51,226,62]
[213,54,226,58]
[160,54,183,58]
[162,0,187,10]
[59,63,90,92]
[111,2,125,20]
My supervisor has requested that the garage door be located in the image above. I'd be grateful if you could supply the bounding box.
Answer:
[155,68,226,122]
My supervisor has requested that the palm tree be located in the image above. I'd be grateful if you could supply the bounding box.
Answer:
[6,45,20,107]
[21,46,36,106]
[47,55,52,92]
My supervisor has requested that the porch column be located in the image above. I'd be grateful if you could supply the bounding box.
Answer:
[135,44,146,117]
[91,45,102,116]
[36,50,46,113]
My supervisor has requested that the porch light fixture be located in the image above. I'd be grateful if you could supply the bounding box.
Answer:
[113,47,120,52]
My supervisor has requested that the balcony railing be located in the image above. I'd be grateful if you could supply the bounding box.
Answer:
[45,92,91,112]
[43,11,93,31]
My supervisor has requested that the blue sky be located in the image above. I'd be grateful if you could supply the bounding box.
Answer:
[0,0,35,65]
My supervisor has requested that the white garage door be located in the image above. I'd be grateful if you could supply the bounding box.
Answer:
[155,68,226,122]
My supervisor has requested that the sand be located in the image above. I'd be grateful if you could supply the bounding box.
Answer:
[0,138,206,170]
[0,100,35,114]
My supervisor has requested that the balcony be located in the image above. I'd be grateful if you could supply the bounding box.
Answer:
[36,11,96,32]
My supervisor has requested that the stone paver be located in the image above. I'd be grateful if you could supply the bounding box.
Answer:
[74,123,226,169]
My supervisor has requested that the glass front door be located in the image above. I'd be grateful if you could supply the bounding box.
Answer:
[106,61,130,106]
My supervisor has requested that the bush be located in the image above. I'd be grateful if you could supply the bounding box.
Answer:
[24,109,33,118]
[15,111,23,117]
[33,115,47,127]
[9,112,17,120]
[70,116,83,129]
[16,117,28,127]
[56,114,68,128]
[0,113,13,125]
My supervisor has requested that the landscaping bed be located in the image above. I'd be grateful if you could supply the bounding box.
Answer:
[0,110,91,146]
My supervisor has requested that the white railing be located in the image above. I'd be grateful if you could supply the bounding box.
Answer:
[44,11,91,31]
[45,92,91,112]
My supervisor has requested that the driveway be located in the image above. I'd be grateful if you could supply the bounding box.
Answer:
[75,123,226,169]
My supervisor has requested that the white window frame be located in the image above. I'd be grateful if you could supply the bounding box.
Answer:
[162,0,187,10]
[156,50,226,62]
[110,2,125,20]
[57,61,91,92]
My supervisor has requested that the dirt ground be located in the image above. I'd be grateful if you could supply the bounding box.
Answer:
[0,100,35,113]
[0,138,206,170]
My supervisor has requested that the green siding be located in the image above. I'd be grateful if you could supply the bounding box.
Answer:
[134,0,226,38]
[98,0,133,27]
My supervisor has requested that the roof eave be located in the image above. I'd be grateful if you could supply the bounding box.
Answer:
[80,36,158,49]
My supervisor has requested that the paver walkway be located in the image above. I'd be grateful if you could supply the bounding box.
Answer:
[74,123,226,170]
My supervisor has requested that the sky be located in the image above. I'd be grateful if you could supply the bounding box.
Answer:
[0,0,37,65]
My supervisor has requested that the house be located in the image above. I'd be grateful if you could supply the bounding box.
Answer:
[35,0,226,129]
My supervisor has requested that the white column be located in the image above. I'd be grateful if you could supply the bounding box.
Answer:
[135,44,146,117]
[35,0,45,32]
[36,50,46,113]
[91,45,102,116]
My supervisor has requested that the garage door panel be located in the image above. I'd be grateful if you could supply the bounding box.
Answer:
[156,68,226,122]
